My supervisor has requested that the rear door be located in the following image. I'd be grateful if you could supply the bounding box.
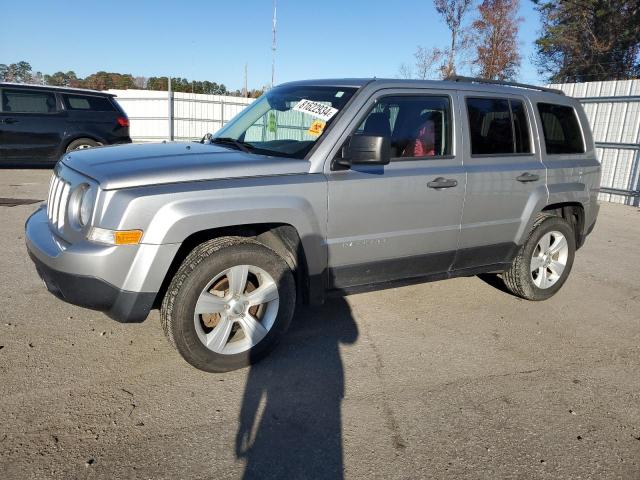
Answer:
[0,87,65,164]
[325,89,466,289]
[453,93,547,271]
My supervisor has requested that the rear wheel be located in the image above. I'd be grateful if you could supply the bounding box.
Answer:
[503,215,576,301]
[66,138,101,152]
[160,237,296,372]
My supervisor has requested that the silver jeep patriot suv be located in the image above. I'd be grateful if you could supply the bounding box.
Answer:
[26,77,600,372]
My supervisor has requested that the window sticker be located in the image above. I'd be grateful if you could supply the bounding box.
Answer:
[293,99,338,121]
[307,119,326,136]
[268,112,277,133]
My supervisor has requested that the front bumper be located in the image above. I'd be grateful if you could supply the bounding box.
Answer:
[25,206,178,323]
[28,250,155,322]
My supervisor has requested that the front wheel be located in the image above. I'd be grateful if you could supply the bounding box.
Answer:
[161,237,296,372]
[503,215,576,301]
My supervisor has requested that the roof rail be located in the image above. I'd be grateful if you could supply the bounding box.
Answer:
[446,75,565,96]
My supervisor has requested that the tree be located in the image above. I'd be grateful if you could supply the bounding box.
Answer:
[134,76,147,89]
[44,71,80,87]
[435,0,474,77]
[533,0,640,82]
[414,46,444,79]
[472,0,523,80]
[398,46,444,80]
[82,71,136,90]
[397,62,414,79]
[0,61,33,82]
[146,76,229,95]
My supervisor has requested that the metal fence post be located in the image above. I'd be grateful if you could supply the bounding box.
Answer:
[220,97,225,129]
[168,77,174,141]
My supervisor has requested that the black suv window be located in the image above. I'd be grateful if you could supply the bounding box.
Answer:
[466,97,532,155]
[538,103,584,154]
[63,94,115,112]
[355,95,452,158]
[1,89,57,113]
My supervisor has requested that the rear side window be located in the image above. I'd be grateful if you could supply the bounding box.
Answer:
[63,94,115,111]
[537,103,584,154]
[466,97,532,155]
[1,89,58,113]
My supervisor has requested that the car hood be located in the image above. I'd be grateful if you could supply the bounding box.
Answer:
[61,142,310,190]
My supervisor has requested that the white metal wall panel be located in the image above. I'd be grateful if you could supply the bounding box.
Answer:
[549,80,640,205]
[107,89,253,142]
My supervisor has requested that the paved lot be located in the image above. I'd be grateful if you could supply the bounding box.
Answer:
[0,168,638,480]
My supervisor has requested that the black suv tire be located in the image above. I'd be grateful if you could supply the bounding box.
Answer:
[503,215,576,301]
[66,138,101,152]
[160,236,296,372]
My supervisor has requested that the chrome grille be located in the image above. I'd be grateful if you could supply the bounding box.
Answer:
[47,172,71,232]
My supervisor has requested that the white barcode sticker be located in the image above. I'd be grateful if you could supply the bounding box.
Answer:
[292,99,338,121]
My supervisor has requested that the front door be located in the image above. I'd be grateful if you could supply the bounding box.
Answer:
[325,90,466,289]
[0,88,64,164]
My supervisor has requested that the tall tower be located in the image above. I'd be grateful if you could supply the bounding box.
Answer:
[271,0,277,88]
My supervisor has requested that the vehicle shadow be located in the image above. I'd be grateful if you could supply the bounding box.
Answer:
[235,297,358,480]
[476,273,518,297]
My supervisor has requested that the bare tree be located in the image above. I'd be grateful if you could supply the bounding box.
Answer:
[472,0,523,80]
[134,76,148,89]
[397,62,414,79]
[434,0,474,77]
[415,46,444,79]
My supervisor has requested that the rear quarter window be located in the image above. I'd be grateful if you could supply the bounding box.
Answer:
[537,103,585,154]
[63,94,115,112]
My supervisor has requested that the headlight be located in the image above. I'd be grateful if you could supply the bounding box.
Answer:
[69,184,95,229]
[79,187,96,226]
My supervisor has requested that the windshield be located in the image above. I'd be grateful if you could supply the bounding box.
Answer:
[211,85,357,159]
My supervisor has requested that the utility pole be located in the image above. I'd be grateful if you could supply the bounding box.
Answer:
[244,63,248,98]
[168,76,174,141]
[271,0,277,88]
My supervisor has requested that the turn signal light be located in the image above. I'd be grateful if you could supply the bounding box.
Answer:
[88,227,143,245]
[114,230,143,245]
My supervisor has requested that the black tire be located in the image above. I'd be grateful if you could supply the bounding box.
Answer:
[503,215,576,301]
[160,236,296,373]
[65,138,101,152]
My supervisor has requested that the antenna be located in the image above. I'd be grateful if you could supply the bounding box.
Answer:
[271,0,277,88]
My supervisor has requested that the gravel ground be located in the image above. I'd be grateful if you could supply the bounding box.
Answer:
[0,168,638,480]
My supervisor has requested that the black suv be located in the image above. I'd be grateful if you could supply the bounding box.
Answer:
[0,83,131,166]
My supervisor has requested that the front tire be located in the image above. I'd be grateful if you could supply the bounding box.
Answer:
[503,215,576,301]
[160,237,296,372]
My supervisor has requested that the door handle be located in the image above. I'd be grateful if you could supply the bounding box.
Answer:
[2,118,18,124]
[427,177,458,189]
[516,172,539,183]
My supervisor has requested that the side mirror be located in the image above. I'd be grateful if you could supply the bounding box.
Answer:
[340,135,391,166]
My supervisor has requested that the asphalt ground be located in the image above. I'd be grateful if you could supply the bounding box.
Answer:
[1,168,638,479]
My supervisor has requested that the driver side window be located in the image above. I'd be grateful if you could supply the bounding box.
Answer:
[354,95,452,159]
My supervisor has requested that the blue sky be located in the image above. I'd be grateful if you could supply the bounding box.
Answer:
[1,0,543,90]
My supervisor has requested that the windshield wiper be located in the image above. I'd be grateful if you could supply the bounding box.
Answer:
[210,137,254,153]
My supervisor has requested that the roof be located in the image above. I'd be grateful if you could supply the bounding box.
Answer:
[278,77,566,98]
[0,82,116,97]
